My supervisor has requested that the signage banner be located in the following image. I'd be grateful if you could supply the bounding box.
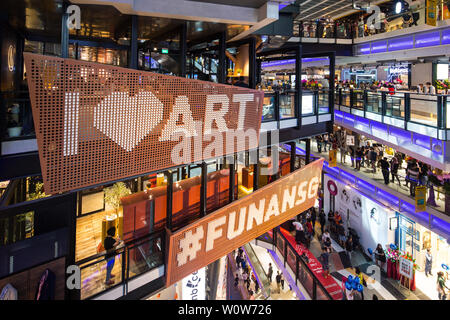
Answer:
[166,159,324,286]
[181,267,205,300]
[399,256,414,279]
[24,53,263,194]
[415,186,427,212]
[426,0,437,26]
[346,135,355,146]
[329,149,337,167]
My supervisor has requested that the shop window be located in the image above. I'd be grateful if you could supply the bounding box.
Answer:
[0,211,34,247]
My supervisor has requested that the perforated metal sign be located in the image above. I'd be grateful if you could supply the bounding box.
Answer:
[24,53,263,194]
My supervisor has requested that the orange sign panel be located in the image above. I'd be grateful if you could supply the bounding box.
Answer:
[24,53,263,194]
[166,159,324,286]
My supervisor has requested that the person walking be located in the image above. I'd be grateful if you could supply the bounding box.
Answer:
[275,271,282,294]
[408,161,420,196]
[355,267,366,300]
[280,274,285,290]
[345,235,353,264]
[374,243,386,270]
[319,209,326,235]
[317,135,323,153]
[380,157,390,185]
[425,248,433,277]
[320,246,330,278]
[355,147,363,171]
[267,263,273,283]
[104,227,121,286]
[390,156,401,185]
[437,271,449,300]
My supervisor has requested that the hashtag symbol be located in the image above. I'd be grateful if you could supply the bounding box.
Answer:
[177,226,204,266]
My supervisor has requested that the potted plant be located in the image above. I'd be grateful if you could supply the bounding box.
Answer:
[104,182,132,214]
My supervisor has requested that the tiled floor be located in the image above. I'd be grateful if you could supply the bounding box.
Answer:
[310,220,432,300]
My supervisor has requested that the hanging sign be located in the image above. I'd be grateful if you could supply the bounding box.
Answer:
[181,267,206,300]
[346,135,355,146]
[415,186,427,212]
[329,149,337,167]
[399,256,414,279]
[165,159,324,286]
[24,53,263,194]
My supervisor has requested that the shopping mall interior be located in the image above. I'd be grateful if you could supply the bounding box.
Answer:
[0,0,449,303]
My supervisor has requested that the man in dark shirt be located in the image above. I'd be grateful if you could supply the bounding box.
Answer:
[104,227,121,285]
[275,271,282,293]
[267,263,273,283]
[234,76,249,88]
[380,157,390,185]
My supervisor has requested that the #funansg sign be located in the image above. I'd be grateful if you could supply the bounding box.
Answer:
[166,159,324,286]
[24,53,263,194]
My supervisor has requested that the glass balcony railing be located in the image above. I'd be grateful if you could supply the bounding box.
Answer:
[295,7,448,41]
[78,231,164,300]
[273,228,334,300]
[262,89,332,124]
[334,89,450,139]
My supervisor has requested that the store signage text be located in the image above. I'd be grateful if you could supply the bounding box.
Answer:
[181,268,205,300]
[166,159,324,286]
[24,53,263,194]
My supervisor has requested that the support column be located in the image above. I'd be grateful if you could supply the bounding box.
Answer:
[229,154,236,203]
[289,141,296,172]
[248,37,256,89]
[295,44,302,129]
[129,15,138,69]
[179,22,187,77]
[305,139,311,165]
[218,31,226,84]
[165,170,173,231]
[200,162,207,217]
[253,148,260,191]
[61,5,69,58]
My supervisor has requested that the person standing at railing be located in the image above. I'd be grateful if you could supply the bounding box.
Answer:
[390,156,401,185]
[416,83,424,94]
[408,161,420,196]
[380,157,391,185]
[425,82,436,95]
[104,226,122,286]
[355,147,363,171]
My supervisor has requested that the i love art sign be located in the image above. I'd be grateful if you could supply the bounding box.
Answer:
[24,53,263,194]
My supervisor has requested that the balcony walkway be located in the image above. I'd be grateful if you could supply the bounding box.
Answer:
[305,140,447,215]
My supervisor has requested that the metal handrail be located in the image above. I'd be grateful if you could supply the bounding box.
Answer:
[275,228,334,300]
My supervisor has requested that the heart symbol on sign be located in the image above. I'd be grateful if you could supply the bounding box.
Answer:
[94,91,164,151]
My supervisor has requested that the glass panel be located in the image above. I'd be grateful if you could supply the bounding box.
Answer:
[80,251,124,300]
[385,94,405,119]
[286,246,296,272]
[409,94,438,126]
[262,95,275,121]
[366,92,381,113]
[318,90,329,114]
[128,237,163,279]
[297,262,314,298]
[279,92,295,119]
[276,232,285,254]
[316,284,331,300]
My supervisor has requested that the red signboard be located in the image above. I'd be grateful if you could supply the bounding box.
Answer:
[166,159,324,286]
